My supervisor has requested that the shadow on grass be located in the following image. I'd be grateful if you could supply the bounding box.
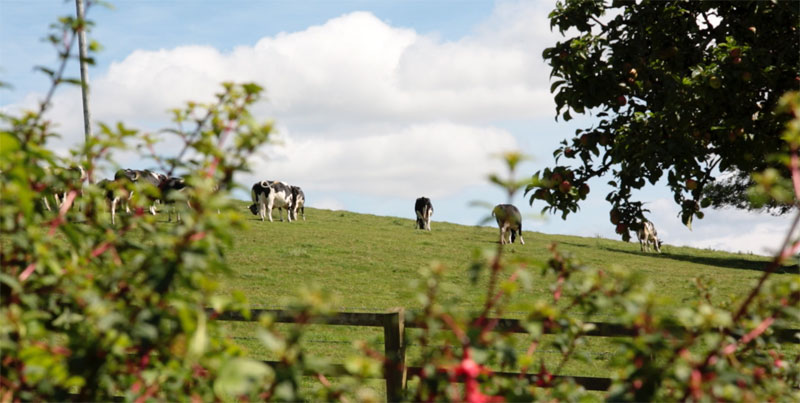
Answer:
[597,246,799,274]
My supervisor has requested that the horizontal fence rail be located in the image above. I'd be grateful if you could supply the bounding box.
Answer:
[207,308,800,399]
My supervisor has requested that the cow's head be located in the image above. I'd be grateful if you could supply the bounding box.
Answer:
[114,168,137,181]
[248,204,259,215]
[165,177,186,190]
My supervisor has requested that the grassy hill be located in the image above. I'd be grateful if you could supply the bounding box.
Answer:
[219,205,792,313]
[215,204,797,390]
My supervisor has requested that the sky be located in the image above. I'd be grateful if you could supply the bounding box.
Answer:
[1,0,795,256]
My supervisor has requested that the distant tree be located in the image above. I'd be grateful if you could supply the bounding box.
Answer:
[527,0,799,239]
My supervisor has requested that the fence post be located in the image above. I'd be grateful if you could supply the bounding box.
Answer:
[383,308,406,402]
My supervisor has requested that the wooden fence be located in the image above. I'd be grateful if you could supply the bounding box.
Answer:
[208,308,800,401]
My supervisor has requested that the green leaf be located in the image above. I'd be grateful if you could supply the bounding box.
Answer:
[0,132,21,157]
[213,358,272,399]
[550,80,566,93]
[34,66,55,78]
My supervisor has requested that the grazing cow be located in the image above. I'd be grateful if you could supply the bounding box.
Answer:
[107,169,167,224]
[42,165,87,212]
[160,176,188,223]
[248,180,294,222]
[289,186,306,221]
[637,220,662,253]
[414,197,433,231]
[97,178,124,225]
[492,204,525,245]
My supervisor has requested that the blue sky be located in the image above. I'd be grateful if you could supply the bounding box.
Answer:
[1,0,794,255]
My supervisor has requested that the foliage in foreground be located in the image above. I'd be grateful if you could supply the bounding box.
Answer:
[2,5,799,402]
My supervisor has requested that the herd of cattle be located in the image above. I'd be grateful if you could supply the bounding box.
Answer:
[415,197,662,252]
[46,168,308,226]
[41,167,662,252]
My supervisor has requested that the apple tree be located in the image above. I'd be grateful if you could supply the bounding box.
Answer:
[526,0,799,239]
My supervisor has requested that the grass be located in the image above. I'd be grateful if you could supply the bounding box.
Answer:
[210,203,798,398]
[219,204,794,312]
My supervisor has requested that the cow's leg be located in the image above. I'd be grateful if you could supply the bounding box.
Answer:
[518,230,525,245]
[111,197,119,225]
[266,200,274,222]
[301,206,305,221]
[425,209,432,231]
[125,192,132,213]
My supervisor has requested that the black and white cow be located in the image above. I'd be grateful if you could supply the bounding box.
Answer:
[160,176,189,223]
[492,204,525,245]
[107,169,167,224]
[97,178,125,225]
[248,180,294,222]
[42,165,87,212]
[414,197,433,231]
[637,220,662,253]
[289,185,306,221]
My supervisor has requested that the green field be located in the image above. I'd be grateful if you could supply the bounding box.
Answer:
[212,204,798,395]
[220,205,792,310]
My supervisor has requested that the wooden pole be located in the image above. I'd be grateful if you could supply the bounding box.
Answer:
[383,308,406,402]
[75,0,93,182]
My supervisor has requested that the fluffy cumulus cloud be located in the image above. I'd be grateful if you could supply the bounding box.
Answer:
[6,3,552,196]
[245,122,518,198]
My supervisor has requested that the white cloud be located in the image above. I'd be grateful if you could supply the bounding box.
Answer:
[647,198,795,256]
[4,4,547,194]
[311,197,346,211]
[8,5,555,144]
[245,121,518,199]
